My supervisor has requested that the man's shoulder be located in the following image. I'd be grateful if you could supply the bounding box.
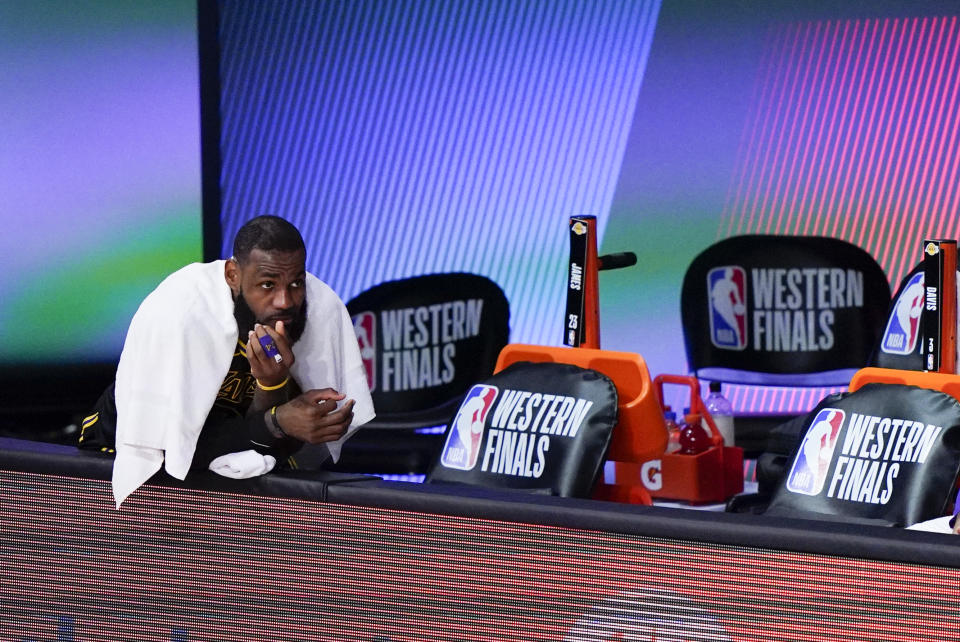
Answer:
[148,261,227,299]
[301,273,351,345]
[134,260,232,324]
[158,260,225,286]
[305,272,347,311]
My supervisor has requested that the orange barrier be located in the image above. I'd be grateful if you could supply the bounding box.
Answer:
[602,374,743,505]
[649,374,743,503]
[850,367,960,401]
[495,344,665,505]
[603,447,742,505]
[495,345,744,504]
[495,344,667,463]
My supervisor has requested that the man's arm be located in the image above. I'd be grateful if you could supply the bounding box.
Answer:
[244,320,357,446]
[270,388,356,445]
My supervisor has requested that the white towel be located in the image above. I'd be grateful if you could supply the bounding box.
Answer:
[905,515,955,533]
[209,450,277,479]
[112,260,374,507]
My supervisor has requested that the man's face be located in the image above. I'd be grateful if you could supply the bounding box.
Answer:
[225,248,307,338]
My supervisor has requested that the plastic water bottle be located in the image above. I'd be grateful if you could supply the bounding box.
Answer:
[704,381,735,446]
[664,408,681,453]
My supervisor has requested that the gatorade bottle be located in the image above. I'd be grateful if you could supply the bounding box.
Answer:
[704,381,735,446]
[664,408,681,453]
[682,406,714,440]
[678,412,711,455]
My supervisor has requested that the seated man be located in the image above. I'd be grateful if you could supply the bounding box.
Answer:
[79,215,374,505]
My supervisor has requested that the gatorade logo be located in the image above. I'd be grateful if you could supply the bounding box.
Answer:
[640,460,662,491]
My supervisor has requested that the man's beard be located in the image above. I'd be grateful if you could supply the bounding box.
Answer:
[234,289,307,344]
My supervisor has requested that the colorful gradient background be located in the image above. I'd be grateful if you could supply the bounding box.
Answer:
[601,1,960,411]
[6,0,960,416]
[219,0,960,413]
[0,0,202,363]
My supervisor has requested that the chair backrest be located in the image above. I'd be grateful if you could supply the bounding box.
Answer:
[426,360,619,498]
[680,235,891,386]
[872,261,960,371]
[346,273,510,428]
[765,381,960,527]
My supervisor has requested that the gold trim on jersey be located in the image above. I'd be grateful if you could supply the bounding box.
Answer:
[78,412,99,443]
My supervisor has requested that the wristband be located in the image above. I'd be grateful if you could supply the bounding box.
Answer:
[266,405,287,438]
[257,376,289,391]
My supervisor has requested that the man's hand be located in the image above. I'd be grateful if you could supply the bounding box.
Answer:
[275,388,356,444]
[247,321,295,387]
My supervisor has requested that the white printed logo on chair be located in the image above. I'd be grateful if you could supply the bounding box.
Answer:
[440,384,499,470]
[707,265,748,350]
[787,408,845,496]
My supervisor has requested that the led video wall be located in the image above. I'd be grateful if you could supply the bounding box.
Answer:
[4,469,960,641]
[6,0,959,418]
[593,1,960,412]
[217,0,661,351]
[722,13,960,410]
[217,0,960,415]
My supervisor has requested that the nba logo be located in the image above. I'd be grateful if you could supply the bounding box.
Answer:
[352,312,376,392]
[440,384,498,470]
[707,266,747,350]
[881,272,924,355]
[786,408,845,496]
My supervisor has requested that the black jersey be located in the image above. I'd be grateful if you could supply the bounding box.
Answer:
[79,339,303,468]
[211,339,260,419]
